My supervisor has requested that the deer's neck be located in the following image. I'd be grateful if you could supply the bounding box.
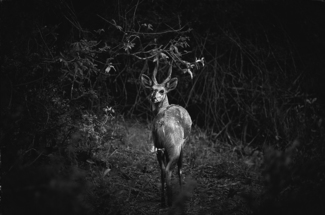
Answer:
[152,96,170,115]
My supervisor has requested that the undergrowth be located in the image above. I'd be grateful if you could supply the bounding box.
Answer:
[2,110,324,215]
[78,119,264,215]
[1,1,324,215]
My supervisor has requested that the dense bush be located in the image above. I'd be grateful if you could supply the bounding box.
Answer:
[1,0,324,214]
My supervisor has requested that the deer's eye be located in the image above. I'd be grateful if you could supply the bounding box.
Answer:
[159,90,164,94]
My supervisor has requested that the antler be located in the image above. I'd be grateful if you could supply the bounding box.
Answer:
[152,59,159,85]
[162,62,173,85]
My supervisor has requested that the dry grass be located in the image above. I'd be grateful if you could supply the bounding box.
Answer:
[3,118,324,215]
[84,119,264,215]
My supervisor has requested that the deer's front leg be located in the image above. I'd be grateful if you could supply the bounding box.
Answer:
[157,150,166,207]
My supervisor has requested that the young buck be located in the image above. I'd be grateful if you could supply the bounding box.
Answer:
[141,60,192,207]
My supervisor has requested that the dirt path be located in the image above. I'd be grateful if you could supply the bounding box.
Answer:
[92,122,263,215]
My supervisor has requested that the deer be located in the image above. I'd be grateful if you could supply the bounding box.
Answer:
[140,59,192,207]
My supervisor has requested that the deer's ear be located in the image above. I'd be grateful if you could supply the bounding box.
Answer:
[141,74,152,88]
[166,77,178,92]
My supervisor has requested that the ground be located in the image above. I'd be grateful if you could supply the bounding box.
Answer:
[84,119,264,215]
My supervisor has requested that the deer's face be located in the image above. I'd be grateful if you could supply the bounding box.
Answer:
[151,84,168,103]
[141,75,178,104]
[141,62,178,106]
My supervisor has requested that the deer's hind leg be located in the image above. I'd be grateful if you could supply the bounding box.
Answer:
[177,149,183,188]
[157,149,167,207]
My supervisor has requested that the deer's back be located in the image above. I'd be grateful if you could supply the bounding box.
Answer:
[152,105,192,151]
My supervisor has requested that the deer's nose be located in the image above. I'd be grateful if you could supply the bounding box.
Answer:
[152,97,158,102]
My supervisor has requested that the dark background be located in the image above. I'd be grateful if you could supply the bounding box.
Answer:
[1,0,325,214]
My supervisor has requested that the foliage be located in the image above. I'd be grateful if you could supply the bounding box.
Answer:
[1,0,324,215]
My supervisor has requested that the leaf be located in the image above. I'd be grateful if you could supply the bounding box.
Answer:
[147,24,153,30]
[160,52,169,60]
[103,168,111,177]
[183,68,193,79]
[105,63,115,73]
[86,159,95,164]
